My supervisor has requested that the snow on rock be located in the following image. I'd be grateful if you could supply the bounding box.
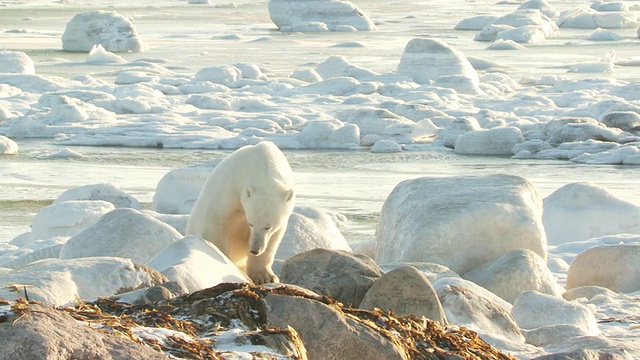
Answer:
[486,39,527,50]
[277,206,352,261]
[0,135,18,155]
[47,147,84,159]
[152,163,218,214]
[1,239,66,270]
[397,38,480,93]
[462,249,563,303]
[62,10,145,52]
[495,25,548,44]
[146,235,249,293]
[437,116,481,148]
[567,244,640,293]
[194,65,242,87]
[86,44,128,64]
[297,120,360,149]
[30,200,115,241]
[371,139,402,153]
[600,111,640,132]
[511,291,600,336]
[454,16,498,30]
[543,182,640,245]
[268,0,376,32]
[53,183,141,209]
[433,277,525,346]
[0,257,167,305]
[0,51,35,74]
[547,121,628,145]
[586,28,624,41]
[522,324,592,348]
[59,208,182,264]
[376,174,547,274]
[557,7,639,29]
[314,55,378,80]
[475,9,558,44]
[454,126,524,155]
[338,108,414,137]
[517,0,558,19]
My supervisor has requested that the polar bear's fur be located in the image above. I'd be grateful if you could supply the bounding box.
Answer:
[186,141,295,284]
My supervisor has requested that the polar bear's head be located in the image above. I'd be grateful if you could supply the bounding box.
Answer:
[241,185,295,256]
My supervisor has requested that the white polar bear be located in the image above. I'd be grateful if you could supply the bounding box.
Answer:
[186,141,295,284]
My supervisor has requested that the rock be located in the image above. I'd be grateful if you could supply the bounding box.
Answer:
[62,10,145,52]
[601,111,640,132]
[30,200,115,241]
[359,265,448,324]
[434,279,524,345]
[59,208,182,264]
[547,122,629,145]
[371,139,403,153]
[437,116,481,148]
[0,303,171,360]
[151,160,219,214]
[266,293,406,359]
[0,135,18,155]
[112,281,188,305]
[522,324,591,347]
[268,0,376,32]
[397,38,480,92]
[567,244,640,293]
[462,249,563,303]
[146,235,249,293]
[454,126,524,155]
[380,262,459,284]
[53,183,141,209]
[0,51,35,74]
[2,243,64,270]
[511,291,599,335]
[277,207,352,261]
[0,257,167,305]
[543,182,640,245]
[376,174,547,274]
[563,285,617,301]
[280,249,382,306]
[533,348,633,360]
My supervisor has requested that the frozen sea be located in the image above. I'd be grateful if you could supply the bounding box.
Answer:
[2,0,640,358]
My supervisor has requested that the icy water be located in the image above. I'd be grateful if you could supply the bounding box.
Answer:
[2,139,640,243]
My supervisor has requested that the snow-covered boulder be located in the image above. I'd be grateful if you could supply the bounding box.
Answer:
[0,135,18,155]
[371,139,402,153]
[152,164,216,214]
[517,0,559,19]
[567,244,640,293]
[339,108,414,137]
[146,235,249,293]
[296,120,360,149]
[454,16,498,30]
[277,207,351,261]
[511,291,599,335]
[30,200,115,241]
[314,55,378,80]
[454,126,523,155]
[543,182,640,245]
[557,7,639,29]
[462,249,563,303]
[0,257,166,305]
[437,116,481,148]
[397,38,480,93]
[433,277,524,345]
[376,174,547,274]
[547,122,629,145]
[62,10,145,52]
[268,0,376,32]
[493,9,558,38]
[600,111,640,132]
[194,65,242,87]
[59,208,182,264]
[0,51,35,74]
[0,237,67,270]
[53,183,141,209]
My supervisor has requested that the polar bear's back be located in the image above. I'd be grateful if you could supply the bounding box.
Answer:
[216,141,292,186]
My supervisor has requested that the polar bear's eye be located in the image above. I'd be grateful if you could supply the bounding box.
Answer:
[248,223,253,227]
[264,226,271,231]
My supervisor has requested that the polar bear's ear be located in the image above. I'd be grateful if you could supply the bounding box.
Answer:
[245,186,254,198]
[285,189,294,202]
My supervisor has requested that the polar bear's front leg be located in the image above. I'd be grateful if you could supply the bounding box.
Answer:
[246,228,284,284]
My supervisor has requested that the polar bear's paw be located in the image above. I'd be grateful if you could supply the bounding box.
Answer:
[249,269,280,285]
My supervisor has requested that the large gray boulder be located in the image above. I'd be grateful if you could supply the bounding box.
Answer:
[280,249,382,306]
[376,174,547,274]
[265,294,406,360]
[0,304,171,360]
[62,10,145,52]
[359,265,448,324]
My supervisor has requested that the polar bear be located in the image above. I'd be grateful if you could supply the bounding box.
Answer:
[186,141,295,284]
